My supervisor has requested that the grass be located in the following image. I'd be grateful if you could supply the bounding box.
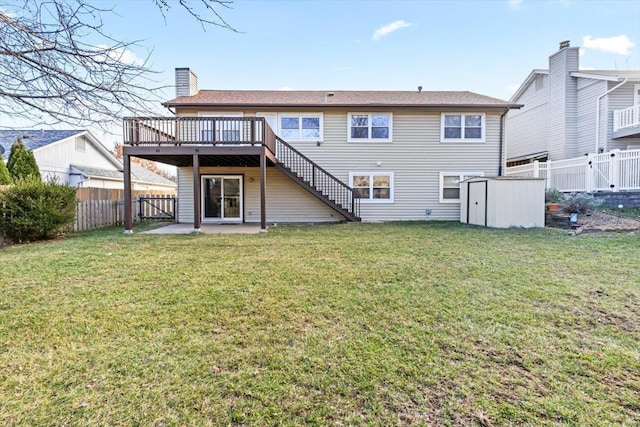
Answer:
[1,222,639,426]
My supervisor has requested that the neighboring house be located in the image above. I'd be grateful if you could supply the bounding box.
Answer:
[121,68,520,231]
[506,41,640,166]
[0,130,176,192]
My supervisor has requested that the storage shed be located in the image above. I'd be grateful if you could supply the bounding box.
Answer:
[460,176,546,228]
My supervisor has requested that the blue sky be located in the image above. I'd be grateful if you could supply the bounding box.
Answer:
[105,0,640,99]
[3,0,640,144]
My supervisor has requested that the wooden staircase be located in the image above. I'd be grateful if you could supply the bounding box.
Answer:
[274,137,360,221]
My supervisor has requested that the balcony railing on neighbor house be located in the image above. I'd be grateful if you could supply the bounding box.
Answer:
[505,148,640,192]
[123,117,277,154]
[613,105,640,132]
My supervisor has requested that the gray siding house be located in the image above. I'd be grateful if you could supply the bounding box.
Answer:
[121,69,520,231]
[506,42,640,165]
[0,130,176,191]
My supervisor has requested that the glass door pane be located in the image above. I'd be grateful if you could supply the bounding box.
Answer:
[203,178,222,219]
[223,178,241,219]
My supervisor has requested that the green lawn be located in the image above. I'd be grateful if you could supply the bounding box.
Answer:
[1,222,638,426]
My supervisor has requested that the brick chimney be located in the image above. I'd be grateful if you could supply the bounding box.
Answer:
[175,68,198,97]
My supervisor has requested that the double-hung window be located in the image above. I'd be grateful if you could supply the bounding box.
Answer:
[256,113,323,142]
[349,172,394,202]
[280,115,322,140]
[348,113,392,142]
[441,113,485,142]
[439,172,484,203]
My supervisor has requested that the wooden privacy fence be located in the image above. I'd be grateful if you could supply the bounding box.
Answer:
[505,149,640,192]
[74,193,176,232]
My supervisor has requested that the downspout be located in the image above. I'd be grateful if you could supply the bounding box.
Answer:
[498,108,509,176]
[595,78,627,154]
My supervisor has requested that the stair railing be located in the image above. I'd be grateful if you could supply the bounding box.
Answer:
[274,137,360,219]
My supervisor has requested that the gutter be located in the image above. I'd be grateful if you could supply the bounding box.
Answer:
[161,102,523,110]
[595,78,627,153]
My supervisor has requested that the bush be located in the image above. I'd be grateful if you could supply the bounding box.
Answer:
[545,188,565,203]
[0,158,10,185]
[0,177,77,242]
[7,138,41,181]
[562,192,602,214]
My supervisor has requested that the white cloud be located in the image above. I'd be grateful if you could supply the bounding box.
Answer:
[579,47,585,57]
[95,45,145,66]
[582,35,635,55]
[280,86,293,91]
[372,20,413,41]
[508,0,523,7]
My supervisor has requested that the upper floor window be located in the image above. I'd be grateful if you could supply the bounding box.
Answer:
[441,113,485,142]
[256,113,323,142]
[348,113,392,142]
[280,115,322,140]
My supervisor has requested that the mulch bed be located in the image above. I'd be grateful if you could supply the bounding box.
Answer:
[547,210,640,235]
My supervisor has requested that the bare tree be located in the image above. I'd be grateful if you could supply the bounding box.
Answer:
[0,0,235,131]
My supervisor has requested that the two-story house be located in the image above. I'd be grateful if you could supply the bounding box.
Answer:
[506,41,640,166]
[121,68,520,232]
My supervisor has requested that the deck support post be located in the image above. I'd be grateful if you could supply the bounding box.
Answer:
[260,150,267,231]
[123,153,133,234]
[193,153,201,233]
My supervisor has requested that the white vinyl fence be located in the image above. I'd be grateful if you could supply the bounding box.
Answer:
[505,149,640,192]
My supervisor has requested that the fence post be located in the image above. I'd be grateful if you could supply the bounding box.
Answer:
[609,149,620,192]
[532,160,540,178]
[585,153,594,193]
[544,160,552,189]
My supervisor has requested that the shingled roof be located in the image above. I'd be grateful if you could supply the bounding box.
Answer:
[0,130,84,159]
[163,90,520,109]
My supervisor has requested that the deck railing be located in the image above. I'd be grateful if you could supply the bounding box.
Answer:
[505,148,640,192]
[613,105,640,132]
[123,117,277,155]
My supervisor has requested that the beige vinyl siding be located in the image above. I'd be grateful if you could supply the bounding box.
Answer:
[274,111,501,221]
[606,81,640,150]
[575,78,607,156]
[506,74,549,159]
[177,166,339,224]
[175,108,503,222]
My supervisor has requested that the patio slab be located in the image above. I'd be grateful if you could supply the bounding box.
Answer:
[139,223,263,234]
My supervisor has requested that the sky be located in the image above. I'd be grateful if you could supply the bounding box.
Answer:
[2,0,640,147]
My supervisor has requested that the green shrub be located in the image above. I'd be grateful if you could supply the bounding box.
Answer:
[0,177,77,242]
[562,192,602,214]
[545,188,565,203]
[0,158,10,185]
[7,138,41,181]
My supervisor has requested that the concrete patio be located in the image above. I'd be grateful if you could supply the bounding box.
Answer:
[139,223,264,235]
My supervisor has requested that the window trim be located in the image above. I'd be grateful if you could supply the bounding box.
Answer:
[440,113,486,143]
[349,171,394,203]
[347,113,393,142]
[439,172,485,203]
[256,112,324,142]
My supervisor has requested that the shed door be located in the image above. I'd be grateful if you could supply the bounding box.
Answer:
[468,181,487,226]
